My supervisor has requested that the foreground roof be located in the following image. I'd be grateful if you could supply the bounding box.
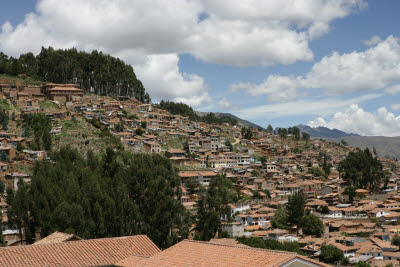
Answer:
[0,235,160,267]
[117,239,328,267]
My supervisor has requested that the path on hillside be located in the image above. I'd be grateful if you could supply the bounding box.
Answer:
[232,137,240,145]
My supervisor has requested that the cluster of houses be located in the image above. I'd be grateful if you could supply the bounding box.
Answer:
[1,79,400,266]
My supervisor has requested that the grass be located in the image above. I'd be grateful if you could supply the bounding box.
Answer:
[163,137,184,149]
[0,99,12,111]
[15,164,34,175]
[39,100,60,110]
[0,74,44,86]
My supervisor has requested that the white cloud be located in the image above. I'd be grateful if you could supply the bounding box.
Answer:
[0,0,365,65]
[392,104,400,111]
[241,36,400,99]
[0,0,365,104]
[234,93,381,119]
[307,104,400,137]
[305,36,400,94]
[133,54,210,107]
[384,84,400,95]
[230,75,299,102]
[218,97,230,109]
[362,35,382,46]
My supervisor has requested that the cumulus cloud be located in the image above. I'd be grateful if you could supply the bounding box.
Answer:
[362,35,382,46]
[218,97,230,109]
[307,104,400,136]
[392,104,400,111]
[0,0,365,105]
[133,54,210,108]
[239,36,400,99]
[230,75,299,102]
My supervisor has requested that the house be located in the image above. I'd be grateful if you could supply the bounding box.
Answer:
[5,173,30,190]
[22,150,47,161]
[199,171,221,184]
[143,141,161,153]
[0,235,161,266]
[44,84,84,102]
[116,239,329,267]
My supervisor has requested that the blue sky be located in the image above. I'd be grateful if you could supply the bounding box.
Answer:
[1,0,400,136]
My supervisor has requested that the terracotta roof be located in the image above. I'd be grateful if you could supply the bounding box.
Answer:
[33,231,82,245]
[116,239,328,267]
[0,235,160,267]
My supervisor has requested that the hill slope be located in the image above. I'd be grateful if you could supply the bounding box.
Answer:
[196,111,264,129]
[330,136,400,160]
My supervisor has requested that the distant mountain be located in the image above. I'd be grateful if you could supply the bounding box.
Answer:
[297,124,359,138]
[330,136,400,160]
[195,111,264,130]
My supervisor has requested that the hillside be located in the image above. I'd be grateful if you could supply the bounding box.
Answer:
[297,124,358,138]
[0,48,150,103]
[196,111,264,129]
[330,135,400,160]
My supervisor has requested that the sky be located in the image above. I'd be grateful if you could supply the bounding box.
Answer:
[1,0,400,136]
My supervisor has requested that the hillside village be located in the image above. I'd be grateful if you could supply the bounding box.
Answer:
[0,76,400,266]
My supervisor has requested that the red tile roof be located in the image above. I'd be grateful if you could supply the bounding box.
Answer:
[0,235,160,267]
[116,239,328,267]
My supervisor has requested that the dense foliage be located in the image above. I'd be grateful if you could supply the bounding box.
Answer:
[0,108,9,131]
[236,237,305,255]
[271,191,324,236]
[319,245,344,264]
[286,191,307,228]
[159,100,237,126]
[6,146,188,249]
[0,48,150,103]
[195,174,233,241]
[0,211,4,246]
[22,113,52,151]
[301,211,325,237]
[338,148,385,192]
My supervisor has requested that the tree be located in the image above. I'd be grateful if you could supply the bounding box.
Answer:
[341,139,348,146]
[0,150,9,162]
[338,148,384,192]
[0,108,9,131]
[267,124,273,133]
[0,211,5,246]
[16,142,25,152]
[114,123,124,132]
[241,127,253,139]
[355,262,371,267]
[320,205,329,214]
[196,174,233,241]
[271,207,290,230]
[7,146,188,249]
[319,245,344,264]
[1,48,150,102]
[308,167,324,178]
[185,178,200,195]
[285,191,307,229]
[292,127,300,141]
[301,212,324,237]
[392,234,400,250]
[225,140,233,152]
[302,132,310,142]
[135,127,143,136]
[0,180,5,195]
[278,128,288,139]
